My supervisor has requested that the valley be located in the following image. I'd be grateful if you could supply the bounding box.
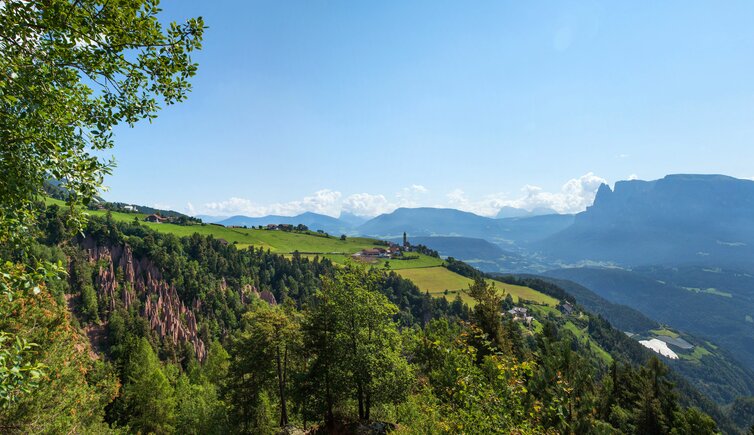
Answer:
[6,3,754,432]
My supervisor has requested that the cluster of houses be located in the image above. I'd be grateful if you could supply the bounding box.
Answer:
[506,301,576,328]
[266,223,294,231]
[353,243,403,260]
[351,232,413,261]
[507,306,534,326]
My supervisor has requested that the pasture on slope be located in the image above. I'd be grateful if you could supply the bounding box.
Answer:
[46,198,552,307]
[396,267,558,307]
[46,198,441,264]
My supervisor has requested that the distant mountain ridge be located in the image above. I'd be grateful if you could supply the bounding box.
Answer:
[357,207,573,247]
[357,207,500,238]
[218,212,352,234]
[539,174,754,268]
[495,206,557,219]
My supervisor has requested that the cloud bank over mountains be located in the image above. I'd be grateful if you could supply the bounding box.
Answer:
[187,173,607,218]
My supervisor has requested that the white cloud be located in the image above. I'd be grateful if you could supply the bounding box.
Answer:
[343,185,429,217]
[194,176,606,219]
[185,202,196,215]
[445,189,512,216]
[152,202,173,210]
[446,188,467,206]
[198,185,427,218]
[444,173,607,216]
[507,172,606,214]
[628,174,639,180]
[202,189,342,217]
[342,193,393,217]
[395,184,429,207]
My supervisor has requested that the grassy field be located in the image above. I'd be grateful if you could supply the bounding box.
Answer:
[489,279,559,307]
[47,197,441,266]
[563,321,613,364]
[679,345,712,362]
[396,267,476,295]
[396,267,559,307]
[47,197,554,308]
[650,328,679,338]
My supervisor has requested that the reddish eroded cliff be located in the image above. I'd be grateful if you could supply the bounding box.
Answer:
[81,237,206,361]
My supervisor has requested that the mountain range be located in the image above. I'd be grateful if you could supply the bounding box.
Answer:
[538,174,754,269]
[199,174,754,273]
[217,212,352,235]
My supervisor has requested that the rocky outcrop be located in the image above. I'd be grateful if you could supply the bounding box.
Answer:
[82,237,206,361]
[260,289,277,306]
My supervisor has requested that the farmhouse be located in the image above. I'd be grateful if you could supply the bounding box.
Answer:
[267,224,278,230]
[144,214,165,223]
[507,306,533,325]
[559,302,575,316]
[360,248,389,258]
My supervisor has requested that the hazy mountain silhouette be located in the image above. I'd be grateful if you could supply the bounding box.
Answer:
[539,174,754,268]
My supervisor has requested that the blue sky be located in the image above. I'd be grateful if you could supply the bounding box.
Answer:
[106,1,754,217]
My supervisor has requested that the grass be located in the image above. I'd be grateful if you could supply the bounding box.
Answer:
[395,267,559,307]
[650,328,679,338]
[396,267,475,296]
[679,345,712,362]
[529,304,563,319]
[563,321,613,364]
[46,198,555,311]
[488,279,559,307]
[47,197,442,267]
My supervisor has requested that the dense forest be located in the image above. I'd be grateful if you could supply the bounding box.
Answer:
[0,207,743,433]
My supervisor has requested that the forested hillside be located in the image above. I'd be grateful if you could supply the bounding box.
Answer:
[0,206,741,433]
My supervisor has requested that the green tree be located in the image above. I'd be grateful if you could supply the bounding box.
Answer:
[175,373,227,435]
[465,278,509,356]
[203,340,230,386]
[628,357,677,435]
[0,261,118,433]
[1,0,204,233]
[670,407,717,435]
[0,0,203,411]
[118,337,176,434]
[407,319,542,432]
[227,302,301,430]
[303,265,413,423]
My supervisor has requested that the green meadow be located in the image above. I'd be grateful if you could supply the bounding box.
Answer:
[46,197,554,307]
[46,197,441,265]
[397,267,558,307]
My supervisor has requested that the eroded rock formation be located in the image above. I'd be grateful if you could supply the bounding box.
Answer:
[82,237,206,361]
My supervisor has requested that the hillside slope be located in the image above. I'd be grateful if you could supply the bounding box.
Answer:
[532,274,754,405]
[544,267,754,375]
